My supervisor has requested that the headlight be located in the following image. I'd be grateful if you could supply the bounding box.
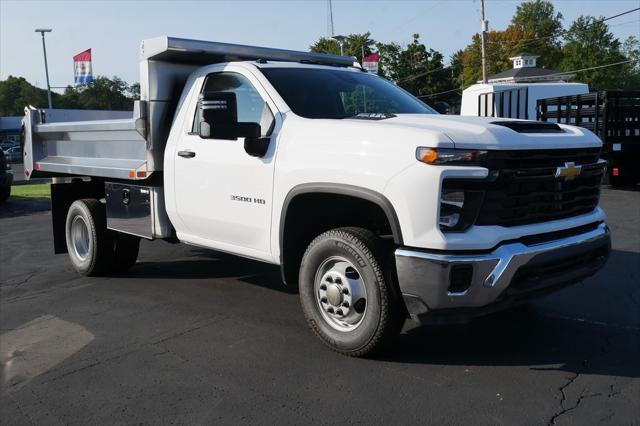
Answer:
[439,190,464,228]
[417,148,487,165]
[439,184,484,232]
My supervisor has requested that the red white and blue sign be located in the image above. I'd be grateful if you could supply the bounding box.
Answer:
[73,49,94,85]
[362,53,380,74]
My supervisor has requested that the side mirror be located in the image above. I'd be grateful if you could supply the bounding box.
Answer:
[198,92,261,140]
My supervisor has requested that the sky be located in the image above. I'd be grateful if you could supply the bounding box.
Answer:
[1,0,639,91]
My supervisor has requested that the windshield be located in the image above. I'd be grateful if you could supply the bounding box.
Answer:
[260,67,436,119]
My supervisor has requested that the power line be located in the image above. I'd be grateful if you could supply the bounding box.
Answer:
[486,6,640,47]
[602,7,640,22]
[390,6,639,87]
[415,58,640,99]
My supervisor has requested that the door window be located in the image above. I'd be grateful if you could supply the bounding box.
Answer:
[192,72,274,136]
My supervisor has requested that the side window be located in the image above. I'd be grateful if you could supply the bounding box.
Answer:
[191,72,275,137]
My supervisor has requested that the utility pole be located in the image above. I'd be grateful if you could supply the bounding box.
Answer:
[480,0,488,84]
[327,0,335,37]
[35,28,53,109]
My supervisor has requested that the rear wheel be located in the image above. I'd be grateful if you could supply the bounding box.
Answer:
[112,233,140,272]
[65,199,114,276]
[299,227,404,357]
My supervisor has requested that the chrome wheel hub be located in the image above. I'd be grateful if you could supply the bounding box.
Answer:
[314,257,367,332]
[70,215,90,261]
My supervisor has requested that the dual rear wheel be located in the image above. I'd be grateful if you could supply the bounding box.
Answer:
[65,199,140,276]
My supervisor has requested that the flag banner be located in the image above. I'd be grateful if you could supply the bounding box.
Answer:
[362,53,380,74]
[73,49,94,85]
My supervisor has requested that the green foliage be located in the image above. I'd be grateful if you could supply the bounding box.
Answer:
[510,0,564,68]
[460,0,564,86]
[377,34,452,101]
[0,76,54,116]
[11,183,50,199]
[0,75,138,116]
[57,76,138,110]
[560,16,628,90]
[310,32,375,61]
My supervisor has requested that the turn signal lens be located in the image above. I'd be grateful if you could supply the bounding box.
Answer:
[416,148,488,165]
[417,148,438,164]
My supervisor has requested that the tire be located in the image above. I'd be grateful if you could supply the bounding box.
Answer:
[65,199,114,276]
[0,185,10,203]
[112,232,140,272]
[299,227,405,357]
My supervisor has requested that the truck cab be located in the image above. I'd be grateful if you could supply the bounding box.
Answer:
[22,37,611,356]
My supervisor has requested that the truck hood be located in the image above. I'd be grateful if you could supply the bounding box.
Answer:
[345,114,602,150]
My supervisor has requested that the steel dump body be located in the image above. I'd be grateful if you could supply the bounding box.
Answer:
[23,36,355,181]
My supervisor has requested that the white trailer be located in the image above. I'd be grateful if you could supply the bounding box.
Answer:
[461,82,589,120]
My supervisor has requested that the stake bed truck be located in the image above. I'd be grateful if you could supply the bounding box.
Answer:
[23,37,611,356]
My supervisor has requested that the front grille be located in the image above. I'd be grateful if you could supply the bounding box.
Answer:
[448,148,605,227]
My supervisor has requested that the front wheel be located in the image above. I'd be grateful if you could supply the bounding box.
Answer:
[299,227,405,357]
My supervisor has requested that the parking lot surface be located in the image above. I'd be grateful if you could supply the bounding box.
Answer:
[1,188,639,425]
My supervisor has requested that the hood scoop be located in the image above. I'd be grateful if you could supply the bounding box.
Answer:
[491,121,563,134]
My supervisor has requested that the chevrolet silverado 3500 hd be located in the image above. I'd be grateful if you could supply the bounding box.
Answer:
[23,37,610,356]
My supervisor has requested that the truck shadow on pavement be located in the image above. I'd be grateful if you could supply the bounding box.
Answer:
[128,245,639,378]
[127,248,294,293]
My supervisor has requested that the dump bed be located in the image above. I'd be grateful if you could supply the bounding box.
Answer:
[23,107,147,180]
[23,36,356,181]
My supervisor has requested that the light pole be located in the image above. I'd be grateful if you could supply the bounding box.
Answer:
[35,28,53,109]
[331,35,347,56]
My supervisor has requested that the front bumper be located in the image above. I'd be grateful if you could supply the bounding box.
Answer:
[395,222,610,323]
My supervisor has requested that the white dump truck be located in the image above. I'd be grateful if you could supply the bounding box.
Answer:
[23,37,610,356]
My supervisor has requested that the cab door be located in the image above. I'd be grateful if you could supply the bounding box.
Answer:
[172,67,279,260]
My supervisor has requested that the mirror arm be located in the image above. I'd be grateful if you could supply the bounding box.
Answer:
[244,137,270,157]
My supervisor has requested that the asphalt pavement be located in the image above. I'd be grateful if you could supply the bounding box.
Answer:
[1,188,639,425]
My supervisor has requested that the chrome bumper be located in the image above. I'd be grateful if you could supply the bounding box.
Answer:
[395,223,610,321]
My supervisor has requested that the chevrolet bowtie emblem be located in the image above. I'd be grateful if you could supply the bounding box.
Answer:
[555,162,582,181]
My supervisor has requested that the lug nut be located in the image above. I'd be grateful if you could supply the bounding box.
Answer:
[326,276,333,283]
[334,277,342,284]
[342,301,349,308]
[327,307,334,314]
[342,288,349,295]
[320,284,327,290]
[336,309,343,316]
[321,297,327,303]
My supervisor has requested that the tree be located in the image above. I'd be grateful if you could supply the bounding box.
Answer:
[621,36,640,89]
[58,76,137,110]
[0,75,138,116]
[458,0,564,86]
[310,32,375,61]
[0,76,55,116]
[510,0,564,68]
[560,16,628,90]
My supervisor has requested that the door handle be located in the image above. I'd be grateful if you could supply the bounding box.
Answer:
[178,150,196,158]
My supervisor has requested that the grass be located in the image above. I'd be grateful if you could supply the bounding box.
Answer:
[11,183,51,198]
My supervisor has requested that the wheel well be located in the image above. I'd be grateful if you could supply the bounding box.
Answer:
[281,191,400,286]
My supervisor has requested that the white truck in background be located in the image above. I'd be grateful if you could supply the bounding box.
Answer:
[23,37,611,356]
